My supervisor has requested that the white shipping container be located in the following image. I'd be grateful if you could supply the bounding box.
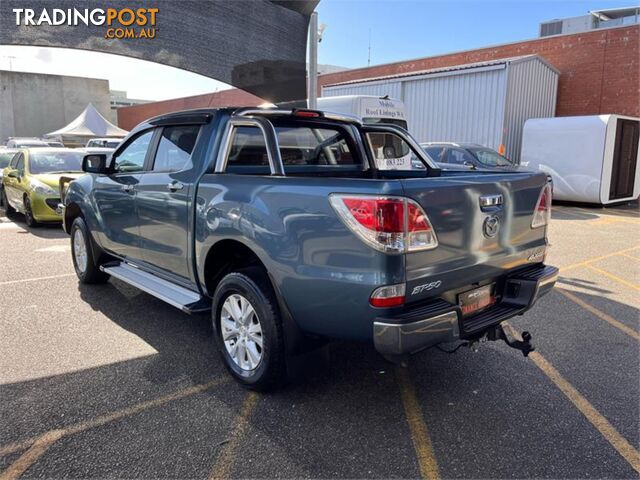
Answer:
[521,115,640,205]
[322,55,559,163]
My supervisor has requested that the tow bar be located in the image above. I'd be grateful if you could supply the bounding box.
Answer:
[487,323,535,357]
[438,323,535,357]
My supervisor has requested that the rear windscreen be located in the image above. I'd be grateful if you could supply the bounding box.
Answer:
[226,122,360,174]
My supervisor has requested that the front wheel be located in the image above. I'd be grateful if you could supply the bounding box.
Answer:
[70,216,109,284]
[23,196,39,228]
[212,268,286,391]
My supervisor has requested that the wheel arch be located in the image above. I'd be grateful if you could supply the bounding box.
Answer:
[203,238,304,353]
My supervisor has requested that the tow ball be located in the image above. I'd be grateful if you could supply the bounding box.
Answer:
[487,323,535,357]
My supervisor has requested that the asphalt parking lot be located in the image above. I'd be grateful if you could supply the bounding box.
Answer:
[0,202,638,479]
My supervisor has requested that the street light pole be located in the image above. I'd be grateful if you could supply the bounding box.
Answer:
[308,11,318,109]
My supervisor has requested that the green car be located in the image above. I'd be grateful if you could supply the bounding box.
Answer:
[2,148,84,226]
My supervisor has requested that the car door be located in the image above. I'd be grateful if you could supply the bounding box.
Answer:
[4,152,26,211]
[92,129,154,260]
[136,125,200,281]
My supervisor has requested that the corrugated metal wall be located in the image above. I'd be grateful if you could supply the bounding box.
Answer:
[503,58,558,162]
[322,80,403,103]
[322,56,558,163]
[403,66,507,150]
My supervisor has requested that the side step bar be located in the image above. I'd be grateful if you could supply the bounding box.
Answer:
[100,263,210,314]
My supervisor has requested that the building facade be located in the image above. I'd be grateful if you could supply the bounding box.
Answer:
[0,70,112,142]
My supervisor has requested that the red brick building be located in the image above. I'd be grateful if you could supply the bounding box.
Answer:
[118,25,639,130]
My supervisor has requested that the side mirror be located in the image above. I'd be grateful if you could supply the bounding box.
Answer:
[82,154,109,174]
[7,170,19,179]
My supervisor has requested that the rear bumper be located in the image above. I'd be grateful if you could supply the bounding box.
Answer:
[373,264,558,356]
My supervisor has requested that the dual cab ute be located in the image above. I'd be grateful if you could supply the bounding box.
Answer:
[62,107,558,390]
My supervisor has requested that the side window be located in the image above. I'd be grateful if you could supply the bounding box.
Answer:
[367,132,424,171]
[276,126,356,166]
[447,148,476,166]
[227,127,269,167]
[113,130,154,173]
[152,125,200,172]
[15,154,24,173]
[9,153,21,168]
[424,147,445,163]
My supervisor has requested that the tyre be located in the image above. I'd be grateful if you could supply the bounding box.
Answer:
[212,268,286,390]
[2,189,15,215]
[23,196,39,228]
[70,216,109,284]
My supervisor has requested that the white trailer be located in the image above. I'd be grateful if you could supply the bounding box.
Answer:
[317,95,408,129]
[521,115,639,205]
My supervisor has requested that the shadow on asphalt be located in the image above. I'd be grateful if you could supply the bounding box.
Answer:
[2,209,67,240]
[1,277,639,478]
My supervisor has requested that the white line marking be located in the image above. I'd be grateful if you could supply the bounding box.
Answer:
[0,273,75,286]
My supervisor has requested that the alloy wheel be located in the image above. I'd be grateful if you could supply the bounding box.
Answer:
[73,228,88,274]
[220,294,263,371]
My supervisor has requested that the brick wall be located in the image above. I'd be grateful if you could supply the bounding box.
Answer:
[117,88,262,130]
[319,25,639,118]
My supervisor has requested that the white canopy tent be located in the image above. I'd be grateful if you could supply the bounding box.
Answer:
[44,103,128,146]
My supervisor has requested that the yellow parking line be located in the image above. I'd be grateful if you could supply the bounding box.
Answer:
[587,265,640,292]
[0,273,75,286]
[395,367,440,480]
[556,289,639,341]
[209,392,259,480]
[620,253,640,261]
[0,379,226,461]
[0,430,65,480]
[503,323,640,474]
[559,246,640,273]
[551,207,592,219]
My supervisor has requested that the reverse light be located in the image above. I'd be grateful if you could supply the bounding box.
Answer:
[329,194,438,254]
[370,283,406,308]
[531,183,552,228]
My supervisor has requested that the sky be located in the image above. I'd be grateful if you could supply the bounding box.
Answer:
[0,0,636,101]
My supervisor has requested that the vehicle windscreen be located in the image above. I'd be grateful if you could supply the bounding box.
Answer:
[362,117,408,130]
[0,152,16,168]
[29,151,84,174]
[17,142,49,148]
[469,148,513,167]
[226,122,359,174]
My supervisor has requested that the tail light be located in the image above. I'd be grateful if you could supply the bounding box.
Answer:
[370,283,405,307]
[329,194,438,254]
[531,183,552,228]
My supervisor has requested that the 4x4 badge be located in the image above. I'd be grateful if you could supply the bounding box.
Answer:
[483,215,500,237]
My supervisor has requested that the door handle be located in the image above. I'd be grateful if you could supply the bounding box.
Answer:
[122,184,134,193]
[166,181,184,192]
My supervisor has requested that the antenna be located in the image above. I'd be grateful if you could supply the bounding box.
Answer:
[367,29,371,67]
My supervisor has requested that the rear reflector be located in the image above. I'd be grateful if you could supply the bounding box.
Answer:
[531,183,552,228]
[329,194,438,254]
[370,283,406,307]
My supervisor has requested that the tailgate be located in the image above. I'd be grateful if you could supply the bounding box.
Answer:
[402,171,549,304]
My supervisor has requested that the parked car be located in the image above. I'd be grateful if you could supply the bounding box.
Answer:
[78,147,116,156]
[2,148,84,226]
[421,142,516,170]
[85,138,122,149]
[62,107,557,390]
[6,138,51,149]
[0,148,19,207]
[46,141,65,148]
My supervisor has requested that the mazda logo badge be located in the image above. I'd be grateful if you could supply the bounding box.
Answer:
[483,215,500,237]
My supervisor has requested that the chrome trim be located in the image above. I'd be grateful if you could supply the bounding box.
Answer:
[373,311,459,356]
[214,116,285,175]
[480,194,504,207]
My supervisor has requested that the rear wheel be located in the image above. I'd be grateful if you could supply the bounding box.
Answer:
[212,268,286,390]
[24,196,39,228]
[70,216,109,284]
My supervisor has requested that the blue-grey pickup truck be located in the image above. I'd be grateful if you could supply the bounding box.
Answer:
[62,107,558,390]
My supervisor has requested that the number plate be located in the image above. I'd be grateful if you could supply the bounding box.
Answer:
[458,284,496,316]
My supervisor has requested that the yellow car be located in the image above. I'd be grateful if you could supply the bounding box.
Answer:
[1,148,85,227]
